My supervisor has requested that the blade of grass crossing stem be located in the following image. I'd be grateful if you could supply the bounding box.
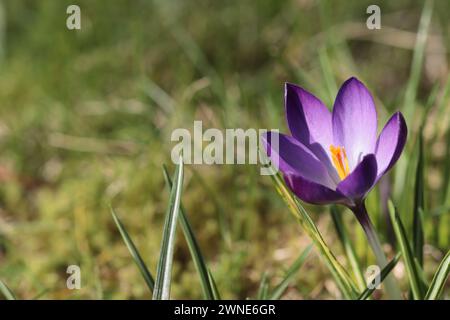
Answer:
[388,200,424,299]
[0,279,16,300]
[162,165,215,300]
[331,206,366,291]
[270,244,312,300]
[425,250,450,299]
[111,208,155,292]
[358,253,402,300]
[153,156,184,300]
[268,166,358,299]
[257,272,269,300]
[271,170,357,299]
[413,129,425,267]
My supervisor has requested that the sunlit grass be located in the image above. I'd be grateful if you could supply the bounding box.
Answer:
[0,0,448,299]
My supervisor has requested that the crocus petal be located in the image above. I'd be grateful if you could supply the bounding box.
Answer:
[337,154,377,200]
[285,83,339,182]
[285,82,333,148]
[375,112,408,179]
[332,77,377,169]
[262,131,336,189]
[284,173,347,205]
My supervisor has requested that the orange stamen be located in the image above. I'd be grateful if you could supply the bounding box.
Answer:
[330,145,350,180]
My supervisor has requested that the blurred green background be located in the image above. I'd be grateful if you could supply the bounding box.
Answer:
[0,0,448,299]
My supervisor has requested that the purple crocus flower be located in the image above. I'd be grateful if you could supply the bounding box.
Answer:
[263,77,407,298]
[263,77,407,209]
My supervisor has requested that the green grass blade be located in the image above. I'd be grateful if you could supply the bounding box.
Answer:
[331,206,366,291]
[162,165,216,300]
[388,200,424,299]
[318,46,338,106]
[191,169,232,248]
[394,0,433,204]
[0,279,16,300]
[441,120,450,249]
[425,250,450,300]
[403,0,434,123]
[141,77,175,114]
[414,252,429,288]
[111,207,155,292]
[269,244,312,300]
[267,166,358,299]
[153,156,184,300]
[32,288,50,300]
[208,268,221,300]
[413,129,425,267]
[444,122,450,205]
[257,272,269,300]
[358,253,402,300]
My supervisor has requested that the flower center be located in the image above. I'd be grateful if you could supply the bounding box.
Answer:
[330,145,350,180]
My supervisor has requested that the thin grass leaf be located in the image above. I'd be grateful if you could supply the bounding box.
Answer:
[0,279,16,300]
[358,253,402,300]
[403,0,434,122]
[394,0,433,202]
[162,165,215,300]
[32,288,50,300]
[318,47,338,105]
[154,4,224,102]
[430,205,450,217]
[142,78,175,114]
[439,88,450,248]
[257,272,269,300]
[269,244,312,300]
[388,200,424,299]
[331,206,366,291]
[208,268,221,300]
[153,156,184,300]
[423,81,440,122]
[435,74,450,140]
[191,169,231,248]
[267,165,358,299]
[413,128,425,267]
[425,250,450,300]
[413,249,429,289]
[111,207,155,292]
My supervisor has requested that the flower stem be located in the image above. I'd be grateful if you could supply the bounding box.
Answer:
[352,202,402,300]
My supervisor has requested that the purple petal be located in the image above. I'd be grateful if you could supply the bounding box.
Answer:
[284,173,347,205]
[285,83,333,147]
[262,131,336,189]
[375,112,408,179]
[332,77,378,170]
[337,154,377,200]
[285,83,339,182]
